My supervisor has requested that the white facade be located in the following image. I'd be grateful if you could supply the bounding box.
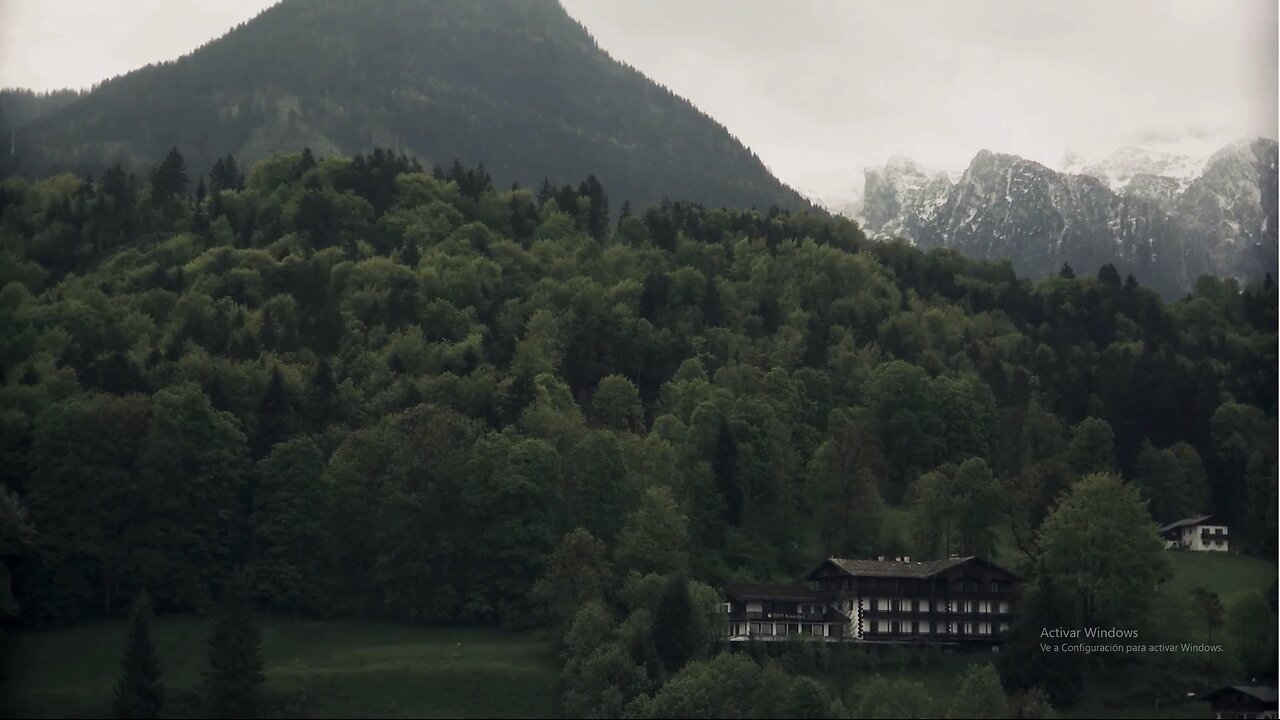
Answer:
[1160,517,1229,552]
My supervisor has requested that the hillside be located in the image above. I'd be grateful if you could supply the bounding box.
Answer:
[0,150,1276,715]
[0,0,807,212]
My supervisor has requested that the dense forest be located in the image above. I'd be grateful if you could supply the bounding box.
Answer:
[0,0,808,213]
[0,147,1275,715]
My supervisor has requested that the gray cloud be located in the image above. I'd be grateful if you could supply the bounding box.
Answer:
[560,0,1278,198]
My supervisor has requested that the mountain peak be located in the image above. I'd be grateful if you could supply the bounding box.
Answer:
[1060,144,1208,190]
[883,155,926,175]
[1205,136,1278,168]
[1,0,808,211]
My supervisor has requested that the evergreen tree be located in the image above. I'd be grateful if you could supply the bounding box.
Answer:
[209,153,244,193]
[255,366,296,458]
[1096,263,1122,288]
[150,147,189,205]
[578,174,609,240]
[1058,263,1075,279]
[651,574,696,673]
[537,177,556,206]
[299,146,316,174]
[203,581,266,718]
[114,591,163,719]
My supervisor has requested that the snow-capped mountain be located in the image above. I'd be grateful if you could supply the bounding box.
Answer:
[855,138,1277,297]
[858,156,953,240]
[1060,146,1207,191]
[1177,138,1279,282]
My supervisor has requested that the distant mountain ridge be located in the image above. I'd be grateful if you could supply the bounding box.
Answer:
[0,0,809,211]
[853,138,1278,296]
[1060,146,1207,192]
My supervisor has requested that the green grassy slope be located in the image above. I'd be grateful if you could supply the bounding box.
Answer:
[1166,551,1275,606]
[2,617,559,719]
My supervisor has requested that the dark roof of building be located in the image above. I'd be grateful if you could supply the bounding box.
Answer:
[806,556,1020,581]
[1158,515,1216,535]
[722,582,827,602]
[1199,686,1278,704]
[825,557,971,578]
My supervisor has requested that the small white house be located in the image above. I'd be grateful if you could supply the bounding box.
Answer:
[1158,515,1229,552]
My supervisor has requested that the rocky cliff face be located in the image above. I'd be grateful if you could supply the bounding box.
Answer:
[1175,138,1279,283]
[856,138,1277,296]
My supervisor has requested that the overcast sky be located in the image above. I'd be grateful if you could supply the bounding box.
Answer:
[2,0,1276,199]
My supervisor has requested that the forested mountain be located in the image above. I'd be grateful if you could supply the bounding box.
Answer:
[0,89,83,131]
[856,138,1279,297]
[1,146,1275,617]
[0,0,807,212]
[0,147,1276,712]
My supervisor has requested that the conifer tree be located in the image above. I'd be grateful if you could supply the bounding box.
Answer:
[255,366,295,458]
[114,591,163,719]
[203,580,265,718]
[652,574,696,673]
[578,174,609,239]
[299,146,316,174]
[150,147,189,205]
